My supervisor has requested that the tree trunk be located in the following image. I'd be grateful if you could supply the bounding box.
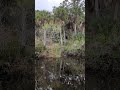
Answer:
[59,25,63,77]
[82,26,85,34]
[60,26,63,46]
[43,30,46,46]
[59,58,63,77]
[63,30,66,43]
[74,23,77,35]
[62,25,66,44]
[80,22,82,32]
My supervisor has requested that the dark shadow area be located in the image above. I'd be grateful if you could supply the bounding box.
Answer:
[86,0,120,89]
[0,0,35,90]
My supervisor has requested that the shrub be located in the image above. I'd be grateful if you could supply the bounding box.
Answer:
[35,43,46,53]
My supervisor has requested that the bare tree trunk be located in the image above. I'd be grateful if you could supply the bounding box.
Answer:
[74,23,77,35]
[82,26,85,35]
[59,58,63,77]
[59,25,63,77]
[62,25,66,44]
[60,26,63,46]
[43,30,46,46]
[80,22,82,32]
[63,30,66,43]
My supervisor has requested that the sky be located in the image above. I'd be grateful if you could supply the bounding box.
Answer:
[35,0,64,12]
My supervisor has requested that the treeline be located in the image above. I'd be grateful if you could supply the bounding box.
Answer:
[35,0,85,56]
[35,0,85,31]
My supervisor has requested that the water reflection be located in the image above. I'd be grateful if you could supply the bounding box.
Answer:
[35,55,85,90]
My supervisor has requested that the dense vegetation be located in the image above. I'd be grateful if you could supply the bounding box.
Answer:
[86,0,120,89]
[35,0,85,90]
[35,0,85,56]
[86,0,120,72]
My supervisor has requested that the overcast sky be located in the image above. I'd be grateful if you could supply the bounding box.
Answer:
[35,0,64,11]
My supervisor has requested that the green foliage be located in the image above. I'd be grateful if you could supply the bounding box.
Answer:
[64,35,84,51]
[53,6,69,22]
[74,32,85,41]
[35,0,85,25]
[35,43,46,53]
[35,0,85,55]
[60,0,85,23]
[35,10,51,21]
